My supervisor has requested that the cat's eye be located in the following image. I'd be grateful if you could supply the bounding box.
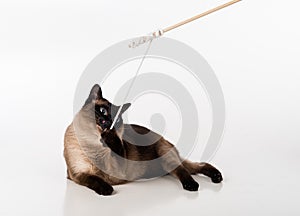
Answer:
[99,107,108,116]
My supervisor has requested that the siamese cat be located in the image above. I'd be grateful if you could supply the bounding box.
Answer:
[64,84,222,195]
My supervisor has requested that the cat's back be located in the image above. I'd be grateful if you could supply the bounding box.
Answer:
[64,123,83,153]
[64,123,77,148]
[122,124,162,146]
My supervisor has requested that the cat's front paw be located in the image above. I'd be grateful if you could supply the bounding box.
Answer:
[182,179,199,191]
[101,130,117,144]
[94,183,114,196]
[101,129,124,157]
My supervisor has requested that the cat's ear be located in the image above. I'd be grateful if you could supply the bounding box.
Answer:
[89,84,103,100]
[121,103,131,114]
[84,84,102,105]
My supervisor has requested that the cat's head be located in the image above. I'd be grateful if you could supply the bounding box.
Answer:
[83,84,131,132]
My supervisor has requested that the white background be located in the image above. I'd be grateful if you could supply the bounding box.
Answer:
[1,0,300,215]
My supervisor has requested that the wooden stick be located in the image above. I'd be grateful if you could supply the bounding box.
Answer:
[162,0,242,34]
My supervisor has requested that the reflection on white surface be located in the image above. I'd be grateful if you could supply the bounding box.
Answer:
[63,176,223,216]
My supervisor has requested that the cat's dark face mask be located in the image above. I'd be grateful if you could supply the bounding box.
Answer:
[95,103,131,130]
[84,84,131,131]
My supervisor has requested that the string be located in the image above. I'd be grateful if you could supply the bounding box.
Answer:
[110,39,153,129]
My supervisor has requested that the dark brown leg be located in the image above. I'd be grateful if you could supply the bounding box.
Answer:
[157,140,199,191]
[182,160,223,183]
[170,166,199,191]
[73,173,114,196]
[101,129,125,157]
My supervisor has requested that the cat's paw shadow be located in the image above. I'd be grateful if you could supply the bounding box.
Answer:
[194,175,223,192]
[161,174,223,195]
[64,178,182,216]
[64,175,223,216]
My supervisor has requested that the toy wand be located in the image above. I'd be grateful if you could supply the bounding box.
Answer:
[110,0,242,129]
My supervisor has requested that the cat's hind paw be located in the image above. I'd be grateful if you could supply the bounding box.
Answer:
[182,179,199,191]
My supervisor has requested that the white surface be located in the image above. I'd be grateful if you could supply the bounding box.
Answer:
[0,0,300,215]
